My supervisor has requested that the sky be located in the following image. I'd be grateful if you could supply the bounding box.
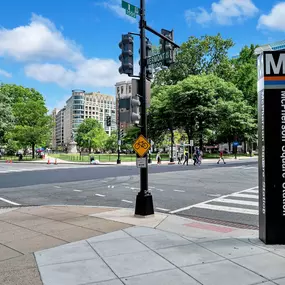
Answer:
[0,0,284,111]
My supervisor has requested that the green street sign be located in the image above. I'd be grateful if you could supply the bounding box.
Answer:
[146,50,171,66]
[122,1,139,18]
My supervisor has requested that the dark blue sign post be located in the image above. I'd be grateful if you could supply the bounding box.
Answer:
[258,51,285,244]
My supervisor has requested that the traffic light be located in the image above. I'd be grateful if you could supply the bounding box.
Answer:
[160,29,174,66]
[106,115,111,127]
[120,129,125,138]
[119,34,134,76]
[119,96,141,124]
[146,39,153,79]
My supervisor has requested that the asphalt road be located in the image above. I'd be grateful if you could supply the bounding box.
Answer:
[0,159,258,227]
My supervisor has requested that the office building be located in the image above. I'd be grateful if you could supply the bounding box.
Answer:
[56,107,65,148]
[51,108,59,149]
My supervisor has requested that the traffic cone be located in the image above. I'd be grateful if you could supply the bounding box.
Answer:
[54,159,57,165]
[47,159,50,165]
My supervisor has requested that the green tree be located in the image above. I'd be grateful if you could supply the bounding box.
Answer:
[0,90,14,143]
[76,118,108,153]
[122,126,140,151]
[231,44,258,107]
[153,34,234,86]
[12,98,52,158]
[104,131,117,153]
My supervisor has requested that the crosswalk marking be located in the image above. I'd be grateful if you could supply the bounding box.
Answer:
[231,193,258,199]
[170,186,258,215]
[243,189,258,194]
[194,203,258,215]
[215,198,258,207]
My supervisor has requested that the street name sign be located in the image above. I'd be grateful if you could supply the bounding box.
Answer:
[258,50,285,244]
[133,134,150,157]
[136,157,147,168]
[146,50,171,66]
[122,1,139,18]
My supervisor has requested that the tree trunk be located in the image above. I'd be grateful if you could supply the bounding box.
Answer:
[32,143,35,159]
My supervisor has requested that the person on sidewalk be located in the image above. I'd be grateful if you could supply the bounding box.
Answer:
[217,150,226,164]
[183,152,189,166]
[156,152,161,165]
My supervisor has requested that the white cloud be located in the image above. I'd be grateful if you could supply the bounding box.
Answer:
[24,59,128,88]
[0,14,84,63]
[0,13,128,89]
[186,0,259,26]
[0,68,12,78]
[258,2,285,32]
[95,0,137,24]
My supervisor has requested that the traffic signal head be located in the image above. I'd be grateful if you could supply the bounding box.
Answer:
[119,95,141,124]
[118,34,134,76]
[160,29,174,66]
[106,115,111,127]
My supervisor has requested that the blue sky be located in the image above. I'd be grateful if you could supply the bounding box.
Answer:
[0,0,284,111]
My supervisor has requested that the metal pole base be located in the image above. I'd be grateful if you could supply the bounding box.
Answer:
[135,192,154,216]
[148,158,152,163]
[170,157,174,162]
[117,159,121,164]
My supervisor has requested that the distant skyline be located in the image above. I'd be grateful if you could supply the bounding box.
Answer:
[0,0,284,111]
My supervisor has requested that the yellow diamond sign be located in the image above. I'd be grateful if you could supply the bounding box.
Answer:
[133,135,151,157]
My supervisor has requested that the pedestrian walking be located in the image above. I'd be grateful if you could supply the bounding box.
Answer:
[183,152,189,166]
[217,150,226,164]
[156,152,161,165]
[177,152,181,164]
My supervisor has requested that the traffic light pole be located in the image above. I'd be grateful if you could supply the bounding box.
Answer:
[117,93,121,165]
[134,0,154,216]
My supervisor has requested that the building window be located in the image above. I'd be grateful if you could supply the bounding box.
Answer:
[121,86,124,94]
[129,85,131,93]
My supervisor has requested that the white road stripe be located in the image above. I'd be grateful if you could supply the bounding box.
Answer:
[73,190,82,192]
[194,203,258,215]
[156,207,170,212]
[156,189,164,192]
[174,189,185,193]
[95,194,105,197]
[243,189,258,194]
[231,193,258,199]
[111,186,114,189]
[243,167,257,170]
[131,187,140,190]
[170,186,258,214]
[54,186,61,189]
[215,198,258,207]
[122,199,133,204]
[0,197,20,206]
[149,186,155,189]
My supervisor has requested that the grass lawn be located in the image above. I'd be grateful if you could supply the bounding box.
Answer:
[50,152,255,162]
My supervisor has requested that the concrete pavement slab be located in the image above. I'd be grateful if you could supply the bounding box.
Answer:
[49,205,116,215]
[87,230,129,243]
[0,244,22,261]
[90,208,168,227]
[0,227,41,244]
[35,240,98,266]
[38,258,117,285]
[89,237,148,257]
[0,220,24,233]
[156,243,224,267]
[275,277,285,284]
[233,252,285,280]
[28,220,75,234]
[0,253,37,272]
[103,250,174,278]
[47,225,102,242]
[88,280,123,285]
[6,234,66,254]
[199,238,267,259]
[182,259,266,285]
[122,268,200,285]
[0,267,42,285]
[123,226,164,237]
[137,232,191,250]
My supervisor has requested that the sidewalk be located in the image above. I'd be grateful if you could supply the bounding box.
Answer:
[3,155,257,166]
[0,205,284,284]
